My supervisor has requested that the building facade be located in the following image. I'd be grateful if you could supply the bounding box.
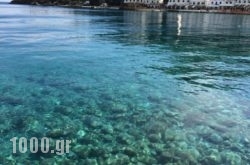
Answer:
[167,0,250,8]
[123,0,164,6]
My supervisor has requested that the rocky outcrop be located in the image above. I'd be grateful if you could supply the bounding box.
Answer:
[10,0,122,7]
[10,0,84,6]
[10,0,33,4]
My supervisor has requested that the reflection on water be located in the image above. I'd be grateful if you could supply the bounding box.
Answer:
[177,14,182,36]
[1,3,250,164]
[95,10,250,94]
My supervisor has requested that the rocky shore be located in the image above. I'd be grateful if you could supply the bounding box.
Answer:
[10,0,119,9]
[10,0,89,8]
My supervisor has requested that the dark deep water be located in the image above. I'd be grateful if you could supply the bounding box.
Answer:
[1,3,250,164]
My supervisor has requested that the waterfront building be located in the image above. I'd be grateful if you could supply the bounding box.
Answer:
[167,0,190,8]
[205,0,235,8]
[123,0,164,5]
[167,0,206,8]
[123,0,250,9]
[167,0,250,9]
[123,0,164,7]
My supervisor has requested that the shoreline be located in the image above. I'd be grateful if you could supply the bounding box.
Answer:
[9,1,250,15]
[166,9,250,15]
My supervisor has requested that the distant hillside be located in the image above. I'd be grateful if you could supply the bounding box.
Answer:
[10,0,123,6]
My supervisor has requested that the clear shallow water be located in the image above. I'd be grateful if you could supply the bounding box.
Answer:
[1,3,250,164]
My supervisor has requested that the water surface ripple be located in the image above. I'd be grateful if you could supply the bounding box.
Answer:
[1,3,250,164]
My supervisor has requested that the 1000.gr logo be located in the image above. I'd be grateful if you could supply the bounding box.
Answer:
[10,137,71,155]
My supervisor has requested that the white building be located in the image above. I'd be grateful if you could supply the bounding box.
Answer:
[167,0,249,8]
[234,0,250,6]
[123,0,164,5]
[167,0,206,8]
[205,0,235,7]
[167,0,190,8]
[190,0,206,7]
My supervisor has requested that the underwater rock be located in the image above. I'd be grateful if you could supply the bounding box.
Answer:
[221,151,242,165]
[110,103,128,114]
[82,116,102,129]
[56,158,74,165]
[158,151,179,163]
[243,137,250,143]
[102,134,113,143]
[46,128,65,138]
[72,145,89,159]
[0,96,23,106]
[40,158,56,165]
[242,109,250,119]
[71,85,89,94]
[101,125,114,134]
[206,133,223,144]
[77,130,86,138]
[77,133,99,145]
[208,123,228,133]
[148,133,162,143]
[83,158,98,165]
[88,146,106,158]
[39,88,51,95]
[175,148,199,164]
[147,94,162,103]
[163,130,185,142]
[137,155,157,164]
[150,143,165,154]
[133,115,148,125]
[164,111,179,118]
[115,154,130,164]
[201,155,221,164]
[66,151,78,160]
[230,143,244,153]
[54,106,72,115]
[177,141,188,150]
[106,154,130,165]
[122,147,137,157]
[145,122,167,134]
[11,117,26,130]
[116,133,133,145]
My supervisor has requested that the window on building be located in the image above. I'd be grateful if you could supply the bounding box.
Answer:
[193,2,195,4]
[197,2,200,4]
[178,0,180,2]
[244,1,246,3]
[183,0,185,2]
[211,1,213,4]
[220,1,222,3]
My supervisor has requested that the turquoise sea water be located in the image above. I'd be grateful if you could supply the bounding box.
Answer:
[1,3,250,164]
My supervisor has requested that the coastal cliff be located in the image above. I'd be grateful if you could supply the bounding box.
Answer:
[10,0,83,6]
[10,0,123,7]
